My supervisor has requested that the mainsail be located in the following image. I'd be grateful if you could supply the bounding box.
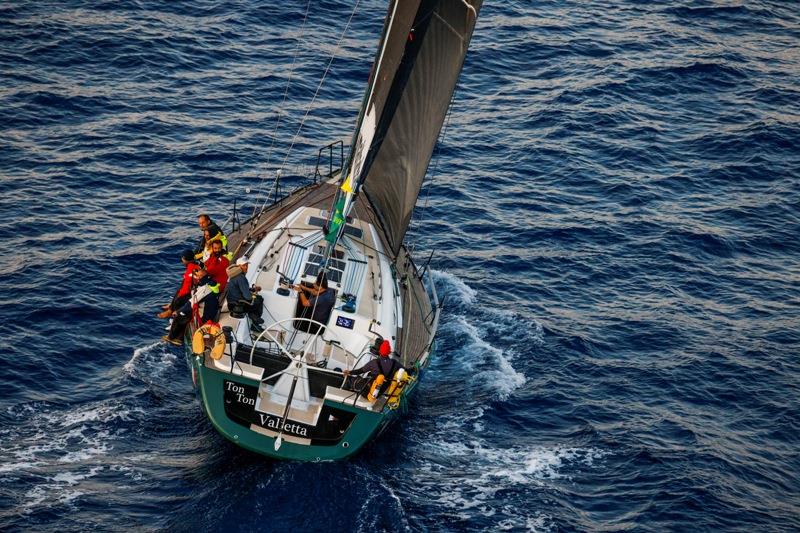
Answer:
[331,0,482,257]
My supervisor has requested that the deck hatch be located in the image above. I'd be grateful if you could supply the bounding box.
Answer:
[307,215,364,239]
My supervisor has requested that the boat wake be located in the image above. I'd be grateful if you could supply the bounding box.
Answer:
[427,270,535,402]
[123,341,180,383]
[0,342,193,523]
[407,439,605,531]
[386,271,605,531]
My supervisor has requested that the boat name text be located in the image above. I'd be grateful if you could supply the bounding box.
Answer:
[224,380,311,438]
[226,381,255,406]
[257,414,309,437]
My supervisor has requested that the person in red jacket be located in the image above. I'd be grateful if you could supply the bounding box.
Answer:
[157,249,200,319]
[204,239,230,292]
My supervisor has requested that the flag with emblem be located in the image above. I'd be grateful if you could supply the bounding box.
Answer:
[325,195,346,243]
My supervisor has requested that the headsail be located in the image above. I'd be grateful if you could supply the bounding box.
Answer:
[329,0,482,257]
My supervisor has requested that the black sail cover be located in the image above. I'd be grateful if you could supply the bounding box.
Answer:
[354,0,483,257]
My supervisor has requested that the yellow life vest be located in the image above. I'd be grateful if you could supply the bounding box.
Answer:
[386,369,412,409]
[191,323,226,360]
[367,374,385,402]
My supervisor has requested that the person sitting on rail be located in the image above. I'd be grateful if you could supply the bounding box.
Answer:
[226,257,265,332]
[196,228,216,262]
[162,269,220,346]
[204,239,230,292]
[157,249,201,319]
[342,340,402,397]
[293,271,336,334]
[194,214,227,260]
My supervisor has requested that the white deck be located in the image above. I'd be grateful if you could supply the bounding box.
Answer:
[205,205,403,431]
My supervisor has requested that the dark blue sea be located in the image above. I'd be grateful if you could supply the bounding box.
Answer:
[2,1,799,531]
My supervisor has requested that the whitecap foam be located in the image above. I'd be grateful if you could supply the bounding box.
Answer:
[50,466,103,485]
[6,408,120,514]
[439,316,526,400]
[427,270,537,404]
[2,401,50,421]
[431,269,477,306]
[23,485,48,513]
[123,342,181,385]
[0,401,140,479]
[123,341,161,373]
[59,441,111,463]
[109,462,145,482]
[481,441,601,487]
[438,405,485,431]
[483,306,545,348]
[40,403,142,429]
[55,489,86,507]
[17,466,104,514]
[525,516,552,532]
[0,460,46,475]
[474,443,606,485]
[409,438,605,531]
[432,270,545,349]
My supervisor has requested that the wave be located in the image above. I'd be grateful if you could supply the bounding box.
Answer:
[0,399,144,517]
[390,270,600,530]
[2,0,799,530]
[439,316,526,401]
[429,270,533,402]
[405,438,606,531]
[123,341,180,384]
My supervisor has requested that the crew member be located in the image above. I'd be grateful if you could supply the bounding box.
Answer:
[195,214,227,260]
[204,239,230,292]
[162,269,220,346]
[343,340,401,396]
[294,272,335,334]
[158,249,200,319]
[226,257,264,331]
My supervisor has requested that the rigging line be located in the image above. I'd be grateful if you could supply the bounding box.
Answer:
[251,0,314,217]
[268,0,363,215]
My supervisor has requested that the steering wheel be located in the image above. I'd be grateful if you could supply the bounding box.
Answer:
[249,317,343,367]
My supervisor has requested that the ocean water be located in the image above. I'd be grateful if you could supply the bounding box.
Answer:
[1,0,799,531]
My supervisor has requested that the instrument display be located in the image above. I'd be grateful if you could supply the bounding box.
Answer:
[335,316,355,329]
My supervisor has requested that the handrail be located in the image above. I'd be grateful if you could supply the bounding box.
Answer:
[220,198,242,235]
[314,140,344,183]
[235,140,346,239]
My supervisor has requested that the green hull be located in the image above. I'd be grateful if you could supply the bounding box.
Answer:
[186,352,424,461]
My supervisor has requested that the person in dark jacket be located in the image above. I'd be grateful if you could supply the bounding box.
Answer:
[343,340,402,396]
[226,257,264,331]
[294,272,336,334]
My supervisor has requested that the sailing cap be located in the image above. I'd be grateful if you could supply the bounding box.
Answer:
[379,340,391,357]
[235,256,249,266]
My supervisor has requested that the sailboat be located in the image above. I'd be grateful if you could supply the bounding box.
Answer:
[184,0,482,461]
